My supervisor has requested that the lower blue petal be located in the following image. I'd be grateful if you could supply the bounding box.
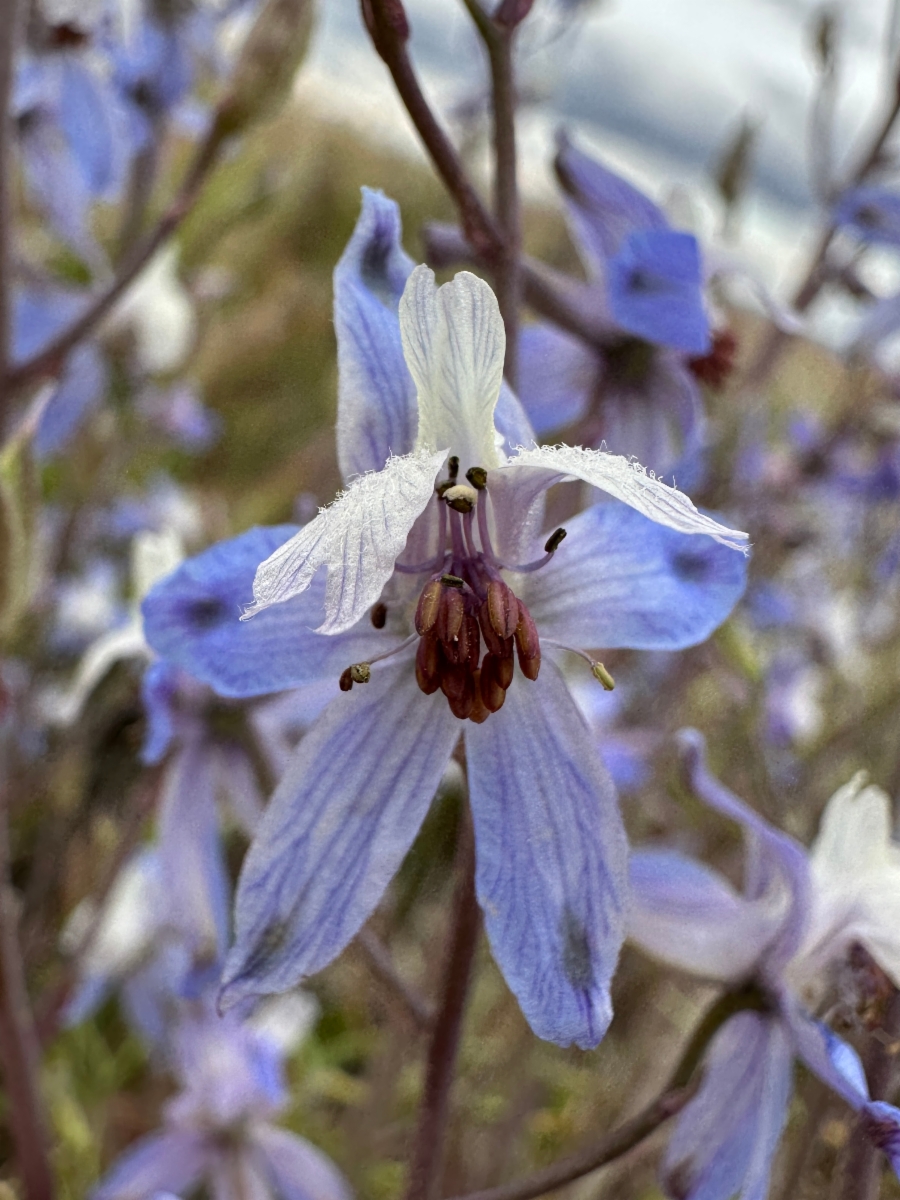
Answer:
[527,502,748,651]
[220,666,459,1007]
[663,1011,793,1200]
[465,660,627,1049]
[141,525,385,697]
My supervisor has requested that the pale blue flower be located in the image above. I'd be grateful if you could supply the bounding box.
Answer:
[92,991,346,1200]
[143,190,749,1050]
[629,730,900,1200]
[517,136,711,483]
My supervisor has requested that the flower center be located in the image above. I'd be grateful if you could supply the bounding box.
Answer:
[404,460,565,723]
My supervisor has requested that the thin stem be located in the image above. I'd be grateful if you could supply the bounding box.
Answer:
[357,928,436,1032]
[744,73,900,387]
[440,983,768,1200]
[0,761,56,1199]
[0,0,23,423]
[6,118,227,392]
[836,988,900,1200]
[404,807,480,1200]
[461,0,522,386]
[363,0,503,265]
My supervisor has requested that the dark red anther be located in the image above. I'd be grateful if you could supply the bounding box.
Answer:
[371,602,387,629]
[339,667,354,692]
[468,673,491,724]
[441,663,475,719]
[465,614,481,672]
[478,599,504,655]
[437,585,465,644]
[496,645,515,690]
[487,579,518,639]
[479,656,507,713]
[415,579,443,635]
[514,600,541,681]
[415,635,441,694]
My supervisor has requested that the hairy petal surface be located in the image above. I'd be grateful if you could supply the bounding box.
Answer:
[505,444,749,550]
[253,1126,353,1200]
[334,188,417,479]
[142,525,384,696]
[524,503,747,650]
[662,1012,793,1200]
[91,1130,212,1200]
[465,661,627,1049]
[245,451,446,631]
[220,667,459,1008]
[628,850,783,982]
[402,266,504,472]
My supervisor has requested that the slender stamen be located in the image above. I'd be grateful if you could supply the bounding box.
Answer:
[395,498,448,574]
[462,507,480,561]
[496,528,567,574]
[476,488,499,563]
[339,633,420,690]
[542,640,616,689]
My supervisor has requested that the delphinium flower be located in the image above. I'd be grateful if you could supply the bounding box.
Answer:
[91,976,343,1200]
[629,729,900,1200]
[143,189,749,1049]
[516,134,720,484]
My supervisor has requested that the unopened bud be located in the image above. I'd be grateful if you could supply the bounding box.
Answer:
[591,661,615,691]
[215,0,315,138]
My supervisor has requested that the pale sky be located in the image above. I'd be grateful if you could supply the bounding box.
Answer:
[295,0,899,329]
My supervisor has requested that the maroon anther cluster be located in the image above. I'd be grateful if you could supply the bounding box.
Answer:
[413,572,540,723]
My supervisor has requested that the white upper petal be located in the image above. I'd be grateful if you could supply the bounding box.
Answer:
[400,266,505,473]
[810,772,896,878]
[503,443,750,551]
[245,449,446,633]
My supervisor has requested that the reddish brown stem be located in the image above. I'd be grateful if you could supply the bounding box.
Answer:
[363,0,503,266]
[404,809,480,1200]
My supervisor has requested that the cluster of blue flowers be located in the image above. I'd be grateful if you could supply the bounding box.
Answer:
[11,4,900,1199]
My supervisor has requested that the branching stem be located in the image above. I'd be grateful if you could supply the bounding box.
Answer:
[461,0,522,386]
[440,984,768,1200]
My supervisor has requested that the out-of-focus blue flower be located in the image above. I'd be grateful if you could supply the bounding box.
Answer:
[92,989,346,1200]
[517,138,714,484]
[13,289,109,457]
[554,133,710,355]
[14,49,127,264]
[629,730,900,1200]
[138,384,222,453]
[142,190,749,1050]
[835,186,900,248]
